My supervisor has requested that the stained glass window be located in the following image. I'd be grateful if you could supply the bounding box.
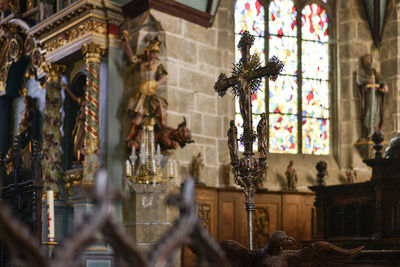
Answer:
[234,0,330,155]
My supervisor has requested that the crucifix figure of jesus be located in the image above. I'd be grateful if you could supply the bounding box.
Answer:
[214,30,283,250]
[214,31,283,155]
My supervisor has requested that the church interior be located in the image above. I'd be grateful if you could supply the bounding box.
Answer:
[1,0,400,266]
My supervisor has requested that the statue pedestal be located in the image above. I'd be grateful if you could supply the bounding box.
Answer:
[123,183,180,265]
[354,139,374,160]
[354,139,388,160]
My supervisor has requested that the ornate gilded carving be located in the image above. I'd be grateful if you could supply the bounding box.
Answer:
[42,64,66,193]
[0,24,27,95]
[82,42,106,64]
[43,64,66,83]
[64,168,84,195]
[9,36,23,61]
[44,20,107,53]
[24,36,34,56]
[33,3,95,37]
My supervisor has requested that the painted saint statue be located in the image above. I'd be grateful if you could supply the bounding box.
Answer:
[356,54,388,138]
[62,82,86,162]
[121,31,168,151]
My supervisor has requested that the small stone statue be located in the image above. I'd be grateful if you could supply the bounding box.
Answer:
[257,113,267,158]
[191,152,204,184]
[285,160,298,191]
[346,164,357,183]
[227,120,238,165]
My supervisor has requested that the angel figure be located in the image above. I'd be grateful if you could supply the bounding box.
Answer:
[227,120,238,165]
[121,31,168,151]
[257,113,267,158]
[61,82,86,163]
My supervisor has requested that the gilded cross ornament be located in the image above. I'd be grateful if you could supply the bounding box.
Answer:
[214,30,283,250]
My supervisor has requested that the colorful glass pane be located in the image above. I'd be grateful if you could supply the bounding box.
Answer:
[234,85,266,115]
[235,35,265,64]
[252,80,266,114]
[269,0,297,37]
[269,114,297,153]
[301,41,329,80]
[301,4,329,42]
[269,35,297,75]
[302,117,329,155]
[269,75,297,115]
[235,0,265,37]
[302,79,329,118]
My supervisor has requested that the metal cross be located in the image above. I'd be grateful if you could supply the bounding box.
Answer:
[214,31,283,155]
[214,31,283,250]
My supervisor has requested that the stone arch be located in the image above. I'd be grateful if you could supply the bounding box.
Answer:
[0,20,40,154]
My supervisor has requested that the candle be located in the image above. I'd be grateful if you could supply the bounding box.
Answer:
[126,159,132,177]
[151,159,156,174]
[156,144,161,166]
[130,146,136,163]
[47,190,55,242]
[168,160,174,178]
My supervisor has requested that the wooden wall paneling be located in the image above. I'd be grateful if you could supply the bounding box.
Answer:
[282,193,315,249]
[218,190,246,245]
[253,192,281,248]
[182,186,218,267]
[195,187,218,238]
[282,194,301,249]
[220,201,235,241]
[301,195,316,242]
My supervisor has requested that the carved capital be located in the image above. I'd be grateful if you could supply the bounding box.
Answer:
[43,64,66,83]
[82,42,106,64]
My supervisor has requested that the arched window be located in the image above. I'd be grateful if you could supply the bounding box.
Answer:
[234,0,330,155]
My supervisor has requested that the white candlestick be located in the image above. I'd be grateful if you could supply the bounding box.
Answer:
[168,160,174,178]
[126,159,132,177]
[156,144,161,166]
[47,190,55,242]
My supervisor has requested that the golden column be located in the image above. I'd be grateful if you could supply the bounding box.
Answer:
[81,42,106,184]
[42,64,66,194]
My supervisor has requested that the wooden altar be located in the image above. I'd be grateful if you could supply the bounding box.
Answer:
[182,185,315,266]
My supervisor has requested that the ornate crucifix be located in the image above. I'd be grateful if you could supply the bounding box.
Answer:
[214,31,283,249]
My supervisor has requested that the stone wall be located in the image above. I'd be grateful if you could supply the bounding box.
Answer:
[380,1,400,139]
[336,0,400,182]
[149,2,236,188]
